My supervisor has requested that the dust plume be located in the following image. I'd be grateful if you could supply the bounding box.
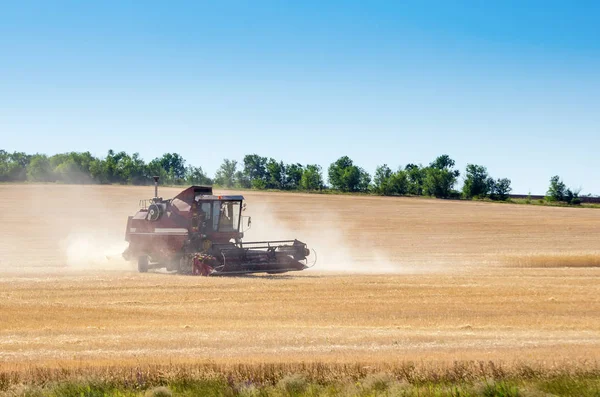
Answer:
[60,229,132,271]
[49,184,137,272]
[243,201,405,274]
[1,184,138,274]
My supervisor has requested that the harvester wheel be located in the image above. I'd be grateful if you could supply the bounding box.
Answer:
[138,256,149,273]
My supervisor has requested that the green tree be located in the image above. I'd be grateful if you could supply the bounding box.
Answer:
[405,163,426,195]
[146,158,169,185]
[49,152,95,183]
[185,165,212,185]
[462,164,493,198]
[546,176,581,204]
[374,165,409,196]
[265,158,286,189]
[490,178,512,201]
[423,168,455,198]
[328,156,370,192]
[546,175,567,202]
[328,156,353,191]
[430,154,456,170]
[54,160,87,183]
[388,169,409,195]
[235,172,252,189]
[423,155,460,198]
[214,159,238,188]
[121,152,147,184]
[89,158,108,183]
[373,164,393,195]
[357,168,371,192]
[242,154,268,188]
[102,150,119,182]
[300,164,323,191]
[564,187,581,205]
[250,177,266,189]
[156,153,186,183]
[95,150,138,184]
[284,163,304,190]
[0,150,10,181]
[0,151,30,181]
[27,154,54,182]
[112,151,137,184]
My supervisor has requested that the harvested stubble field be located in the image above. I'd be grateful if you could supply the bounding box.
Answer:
[1,184,600,394]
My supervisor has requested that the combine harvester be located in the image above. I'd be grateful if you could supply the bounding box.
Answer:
[122,177,315,275]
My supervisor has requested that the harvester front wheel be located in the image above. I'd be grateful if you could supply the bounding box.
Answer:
[138,256,149,273]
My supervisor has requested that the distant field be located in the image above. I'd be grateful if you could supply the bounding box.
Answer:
[0,184,599,383]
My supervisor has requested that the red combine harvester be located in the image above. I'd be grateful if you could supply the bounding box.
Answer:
[122,177,314,275]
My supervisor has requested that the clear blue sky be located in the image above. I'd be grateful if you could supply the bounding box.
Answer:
[1,1,599,194]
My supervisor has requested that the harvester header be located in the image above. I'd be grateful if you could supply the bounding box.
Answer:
[122,179,314,275]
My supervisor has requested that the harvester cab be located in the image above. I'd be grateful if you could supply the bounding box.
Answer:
[122,178,314,276]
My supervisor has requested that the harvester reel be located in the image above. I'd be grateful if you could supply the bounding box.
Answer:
[303,249,318,269]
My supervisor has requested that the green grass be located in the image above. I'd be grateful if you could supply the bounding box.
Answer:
[508,197,600,209]
[2,367,600,397]
[536,376,600,397]
[4,377,600,397]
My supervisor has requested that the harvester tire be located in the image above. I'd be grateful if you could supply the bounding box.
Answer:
[138,256,149,273]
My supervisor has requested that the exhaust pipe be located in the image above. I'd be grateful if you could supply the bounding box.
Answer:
[153,176,159,198]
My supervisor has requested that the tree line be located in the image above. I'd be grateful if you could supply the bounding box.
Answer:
[0,150,210,186]
[0,149,586,204]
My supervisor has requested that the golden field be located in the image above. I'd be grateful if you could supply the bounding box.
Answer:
[0,184,599,372]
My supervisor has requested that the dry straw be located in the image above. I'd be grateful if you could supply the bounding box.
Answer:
[503,253,600,268]
[1,360,600,388]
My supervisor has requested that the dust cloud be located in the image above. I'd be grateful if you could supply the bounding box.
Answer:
[60,229,132,271]
[243,201,405,274]
[51,184,135,272]
[0,184,136,274]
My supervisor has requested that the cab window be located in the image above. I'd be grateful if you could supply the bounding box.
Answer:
[217,201,241,232]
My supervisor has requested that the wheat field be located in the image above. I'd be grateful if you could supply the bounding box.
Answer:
[0,184,599,373]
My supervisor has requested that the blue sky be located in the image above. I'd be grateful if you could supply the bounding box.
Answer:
[1,1,599,194]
